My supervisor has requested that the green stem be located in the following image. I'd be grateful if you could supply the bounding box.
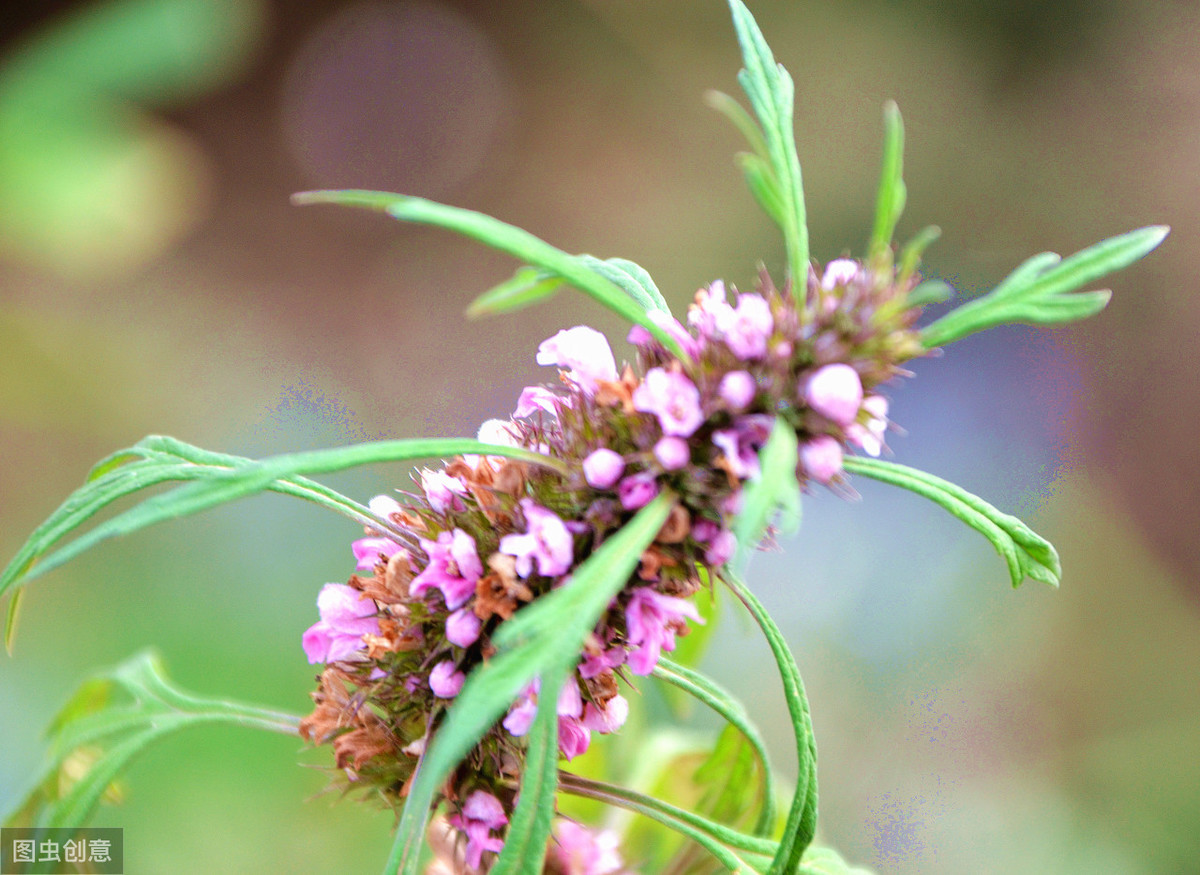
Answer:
[722,573,817,873]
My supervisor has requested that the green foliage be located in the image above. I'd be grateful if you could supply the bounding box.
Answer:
[3,649,299,830]
[722,0,810,293]
[868,101,906,265]
[921,225,1169,348]
[386,494,675,875]
[0,435,561,650]
[843,457,1061,587]
[732,418,802,574]
[292,190,688,359]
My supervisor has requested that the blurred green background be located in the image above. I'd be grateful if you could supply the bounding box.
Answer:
[1,0,1196,872]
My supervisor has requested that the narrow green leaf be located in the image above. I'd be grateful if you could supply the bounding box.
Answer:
[489,664,568,875]
[921,225,1168,348]
[896,224,941,282]
[4,650,300,829]
[292,190,688,359]
[705,89,771,162]
[387,494,675,875]
[579,256,670,314]
[2,437,561,602]
[906,279,954,308]
[868,101,906,263]
[727,0,809,290]
[842,456,1061,587]
[467,267,562,317]
[732,418,801,574]
[723,572,818,873]
[4,587,22,655]
[655,657,776,837]
[736,152,786,226]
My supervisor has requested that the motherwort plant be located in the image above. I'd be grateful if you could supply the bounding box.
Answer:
[1,2,1165,873]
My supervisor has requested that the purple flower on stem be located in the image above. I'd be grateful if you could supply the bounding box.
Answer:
[627,311,701,359]
[712,414,773,480]
[717,294,774,360]
[821,258,859,290]
[558,716,591,760]
[351,536,403,572]
[693,521,737,567]
[429,659,465,698]
[514,385,563,419]
[804,363,863,427]
[302,583,381,664]
[718,370,757,411]
[687,280,733,339]
[537,326,618,393]
[499,499,575,578]
[411,529,483,610]
[550,820,628,875]
[632,368,704,437]
[800,435,843,484]
[448,790,508,870]
[503,679,540,737]
[583,448,625,489]
[653,436,690,471]
[582,694,629,734]
[617,471,659,511]
[625,586,704,675]
[420,468,468,515]
[847,395,889,456]
[445,607,482,648]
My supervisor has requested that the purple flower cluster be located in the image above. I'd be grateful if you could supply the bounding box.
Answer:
[298,258,927,870]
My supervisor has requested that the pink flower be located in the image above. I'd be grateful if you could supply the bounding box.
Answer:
[625,587,704,675]
[821,258,859,290]
[718,370,757,411]
[499,500,575,578]
[583,448,625,489]
[550,820,629,875]
[632,368,704,437]
[847,395,889,456]
[617,472,659,510]
[420,468,468,515]
[514,385,563,418]
[717,294,774,360]
[627,311,701,359]
[411,529,483,610]
[653,436,690,471]
[302,583,381,664]
[503,679,540,737]
[801,435,843,484]
[804,364,863,427]
[712,414,773,480]
[429,659,465,698]
[693,520,737,567]
[350,536,403,572]
[537,326,618,393]
[445,607,482,648]
[582,694,629,734]
[687,280,733,338]
[558,716,591,760]
[580,644,626,679]
[448,790,508,869]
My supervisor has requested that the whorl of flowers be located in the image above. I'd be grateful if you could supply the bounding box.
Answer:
[298,259,927,870]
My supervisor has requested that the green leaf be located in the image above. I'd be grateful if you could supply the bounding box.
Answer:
[921,225,1169,348]
[292,190,688,360]
[736,152,786,226]
[726,0,809,292]
[655,656,776,837]
[386,494,675,875]
[842,456,1061,587]
[732,418,801,574]
[906,279,954,308]
[800,844,876,875]
[2,649,300,830]
[1,435,563,613]
[467,266,562,317]
[868,101,906,264]
[578,255,671,315]
[723,572,818,874]
[896,224,941,282]
[705,89,771,163]
[490,664,568,875]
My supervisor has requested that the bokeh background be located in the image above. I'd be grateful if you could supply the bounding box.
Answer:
[1,0,1196,872]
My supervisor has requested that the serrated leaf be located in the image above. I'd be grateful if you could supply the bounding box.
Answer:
[842,456,1061,587]
[292,190,688,360]
[386,494,675,875]
[1,436,563,621]
[732,418,801,574]
[3,650,299,830]
[921,226,1168,348]
[727,0,809,289]
[868,101,906,263]
[467,266,562,317]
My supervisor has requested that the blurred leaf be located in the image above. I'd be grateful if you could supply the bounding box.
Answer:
[906,279,954,307]
[897,224,941,282]
[732,418,801,574]
[843,456,1061,587]
[1,435,563,648]
[799,844,875,874]
[868,101,906,264]
[386,494,674,875]
[292,190,688,359]
[727,0,809,290]
[578,256,670,315]
[2,649,299,830]
[467,267,562,317]
[921,226,1169,347]
[735,152,786,227]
